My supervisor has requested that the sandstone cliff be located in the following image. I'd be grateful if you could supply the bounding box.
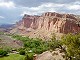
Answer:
[10,12,80,39]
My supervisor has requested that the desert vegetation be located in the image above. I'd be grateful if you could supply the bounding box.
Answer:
[61,33,80,60]
[9,34,61,60]
[0,33,80,60]
[0,49,8,56]
[0,32,4,35]
[11,33,80,60]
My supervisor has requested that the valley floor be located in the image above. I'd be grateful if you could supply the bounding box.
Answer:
[0,53,25,60]
[0,34,23,49]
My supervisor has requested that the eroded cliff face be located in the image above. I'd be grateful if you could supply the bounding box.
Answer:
[10,12,80,39]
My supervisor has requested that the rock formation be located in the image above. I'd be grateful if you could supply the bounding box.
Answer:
[10,12,80,39]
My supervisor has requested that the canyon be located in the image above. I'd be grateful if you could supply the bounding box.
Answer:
[10,12,80,39]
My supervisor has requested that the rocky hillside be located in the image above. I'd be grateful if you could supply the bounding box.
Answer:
[10,12,80,39]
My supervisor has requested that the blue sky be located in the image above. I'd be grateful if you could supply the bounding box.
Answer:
[0,0,80,24]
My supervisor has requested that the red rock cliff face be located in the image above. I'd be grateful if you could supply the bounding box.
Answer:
[20,14,39,29]
[12,12,80,38]
[37,12,80,34]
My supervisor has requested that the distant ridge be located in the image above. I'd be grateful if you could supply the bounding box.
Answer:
[0,24,15,29]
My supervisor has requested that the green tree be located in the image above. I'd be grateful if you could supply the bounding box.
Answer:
[0,49,8,56]
[61,33,80,60]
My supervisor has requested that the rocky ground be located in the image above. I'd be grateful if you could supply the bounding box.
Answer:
[35,49,65,60]
[0,34,23,49]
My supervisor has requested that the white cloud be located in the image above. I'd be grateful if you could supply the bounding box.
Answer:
[20,1,80,16]
[68,5,80,10]
[67,1,80,10]
[20,11,29,16]
[0,16,5,19]
[0,1,16,8]
[20,3,59,16]
[73,1,80,5]
[0,0,80,24]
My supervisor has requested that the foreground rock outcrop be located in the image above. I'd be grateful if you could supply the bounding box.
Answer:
[34,49,65,60]
[10,12,80,39]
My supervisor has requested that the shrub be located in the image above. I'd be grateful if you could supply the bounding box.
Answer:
[25,53,34,60]
[2,51,8,56]
[11,34,62,55]
[19,50,25,55]
[0,38,1,40]
[61,33,80,59]
[0,49,8,56]
[3,47,12,52]
[0,32,4,35]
